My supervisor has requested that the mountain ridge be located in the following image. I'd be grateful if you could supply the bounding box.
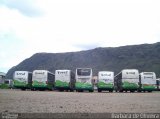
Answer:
[6,42,160,78]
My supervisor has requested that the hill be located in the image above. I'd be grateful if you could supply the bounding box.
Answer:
[6,42,160,78]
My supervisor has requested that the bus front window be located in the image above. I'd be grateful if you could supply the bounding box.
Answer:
[77,69,91,76]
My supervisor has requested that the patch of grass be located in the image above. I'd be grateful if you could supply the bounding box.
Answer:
[0,84,9,89]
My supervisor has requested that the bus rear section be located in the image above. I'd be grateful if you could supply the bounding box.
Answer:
[114,69,139,92]
[32,70,55,90]
[97,71,114,92]
[4,79,13,89]
[13,71,32,90]
[139,72,157,92]
[55,70,75,91]
[156,78,160,91]
[75,68,94,92]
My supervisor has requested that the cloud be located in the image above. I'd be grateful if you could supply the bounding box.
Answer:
[0,0,160,73]
[0,31,25,72]
[74,43,101,50]
[0,0,43,17]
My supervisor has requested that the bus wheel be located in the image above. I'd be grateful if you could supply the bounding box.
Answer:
[70,89,74,92]
[59,89,64,92]
[49,88,53,91]
[77,90,81,92]
[89,90,93,92]
[148,91,152,93]
[119,90,123,92]
[21,88,26,91]
[80,90,83,92]
[130,90,135,93]
[109,90,113,92]
[98,89,101,92]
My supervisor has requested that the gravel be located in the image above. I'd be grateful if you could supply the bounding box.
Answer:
[0,89,160,113]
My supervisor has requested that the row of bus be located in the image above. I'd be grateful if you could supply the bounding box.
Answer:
[13,68,93,92]
[13,68,160,92]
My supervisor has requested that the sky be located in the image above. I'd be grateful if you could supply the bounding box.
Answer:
[0,0,160,73]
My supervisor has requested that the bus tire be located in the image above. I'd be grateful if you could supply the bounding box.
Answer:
[89,90,93,92]
[77,90,81,92]
[21,88,26,91]
[109,90,113,92]
[80,90,83,92]
[59,89,64,92]
[119,90,123,92]
[98,89,101,92]
[70,89,74,92]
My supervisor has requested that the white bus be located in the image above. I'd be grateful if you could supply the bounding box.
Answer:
[13,71,32,90]
[139,72,157,92]
[32,70,55,90]
[55,70,75,91]
[114,69,139,92]
[97,71,114,92]
[75,68,93,92]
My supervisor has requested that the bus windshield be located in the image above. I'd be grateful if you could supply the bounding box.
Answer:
[33,71,47,80]
[77,69,91,76]
[122,70,139,79]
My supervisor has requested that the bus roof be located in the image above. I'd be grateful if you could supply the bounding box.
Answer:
[98,71,114,73]
[56,69,71,71]
[15,71,32,74]
[115,69,139,77]
[76,68,92,70]
[33,70,54,75]
[140,72,155,75]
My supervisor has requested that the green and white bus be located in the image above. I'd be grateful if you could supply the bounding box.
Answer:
[13,71,32,90]
[55,70,75,91]
[32,70,55,90]
[139,72,157,92]
[97,71,114,92]
[75,68,94,92]
[114,69,139,92]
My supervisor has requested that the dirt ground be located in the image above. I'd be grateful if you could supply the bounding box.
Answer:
[0,89,160,113]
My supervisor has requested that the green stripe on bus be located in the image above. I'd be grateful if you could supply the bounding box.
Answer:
[75,82,93,89]
[97,82,114,88]
[55,80,69,88]
[122,81,139,89]
[13,80,27,87]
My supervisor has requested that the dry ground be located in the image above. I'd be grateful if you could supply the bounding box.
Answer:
[0,89,160,113]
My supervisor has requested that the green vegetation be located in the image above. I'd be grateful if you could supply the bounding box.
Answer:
[0,84,9,89]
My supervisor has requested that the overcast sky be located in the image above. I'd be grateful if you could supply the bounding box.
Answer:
[0,0,160,73]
